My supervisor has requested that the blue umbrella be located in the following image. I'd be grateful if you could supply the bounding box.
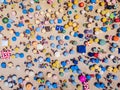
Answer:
[52,83,58,88]
[94,82,100,88]
[38,72,43,78]
[0,76,4,80]
[100,83,105,89]
[48,84,53,89]
[70,75,75,80]
[49,35,54,40]
[96,74,101,80]
[19,53,24,58]
[73,59,78,64]
[50,43,55,48]
[36,5,41,11]
[15,53,19,58]
[110,47,115,52]
[28,8,34,13]
[112,43,117,47]
[45,80,51,86]
[103,58,108,63]
[90,58,96,63]
[1,62,6,68]
[64,68,69,73]
[25,29,31,34]
[15,32,20,37]
[69,50,75,54]
[27,62,33,68]
[36,35,42,40]
[78,34,83,38]
[22,9,28,14]
[58,19,62,24]
[56,45,61,49]
[117,32,120,37]
[39,85,45,90]
[64,35,70,40]
[77,69,81,74]
[18,77,23,84]
[61,61,66,67]
[88,52,94,57]
[0,25,4,32]
[46,57,51,63]
[101,66,106,72]
[95,59,100,63]
[86,74,91,80]
[73,32,78,37]
[6,23,11,28]
[113,75,118,80]
[12,36,17,41]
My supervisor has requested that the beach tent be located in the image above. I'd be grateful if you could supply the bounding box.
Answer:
[1,40,8,46]
[77,45,86,53]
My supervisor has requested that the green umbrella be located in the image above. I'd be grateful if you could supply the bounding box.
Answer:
[99,39,106,45]
[62,30,66,34]
[72,41,78,45]
[2,17,9,24]
[34,0,39,3]
[59,72,64,77]
[110,13,115,19]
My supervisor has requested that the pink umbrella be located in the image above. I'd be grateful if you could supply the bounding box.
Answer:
[79,75,86,83]
[83,81,90,90]
[105,0,116,4]
[47,0,53,4]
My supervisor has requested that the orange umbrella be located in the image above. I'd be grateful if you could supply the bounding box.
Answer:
[113,36,119,41]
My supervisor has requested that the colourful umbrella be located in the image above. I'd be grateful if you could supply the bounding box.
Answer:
[79,75,86,83]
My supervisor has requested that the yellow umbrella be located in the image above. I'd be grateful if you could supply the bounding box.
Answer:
[90,66,95,71]
[8,62,14,68]
[97,67,101,71]
[62,16,67,21]
[11,54,15,59]
[94,38,99,43]
[112,67,118,73]
[102,18,107,23]
[73,27,78,31]
[77,84,82,90]
[74,14,79,19]
[94,64,99,69]
[107,66,113,72]
[100,2,105,6]
[73,0,78,4]
[68,21,73,26]
[59,67,64,72]
[14,47,19,52]
[68,2,72,7]
[64,24,69,29]
[117,65,120,70]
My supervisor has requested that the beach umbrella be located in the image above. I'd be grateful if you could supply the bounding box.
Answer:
[34,0,39,3]
[100,83,105,89]
[95,59,100,63]
[113,36,119,41]
[86,74,91,80]
[117,65,120,70]
[96,74,101,80]
[78,75,86,83]
[94,82,100,88]
[99,39,106,45]
[2,17,9,24]
[110,47,115,52]
[117,32,120,37]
